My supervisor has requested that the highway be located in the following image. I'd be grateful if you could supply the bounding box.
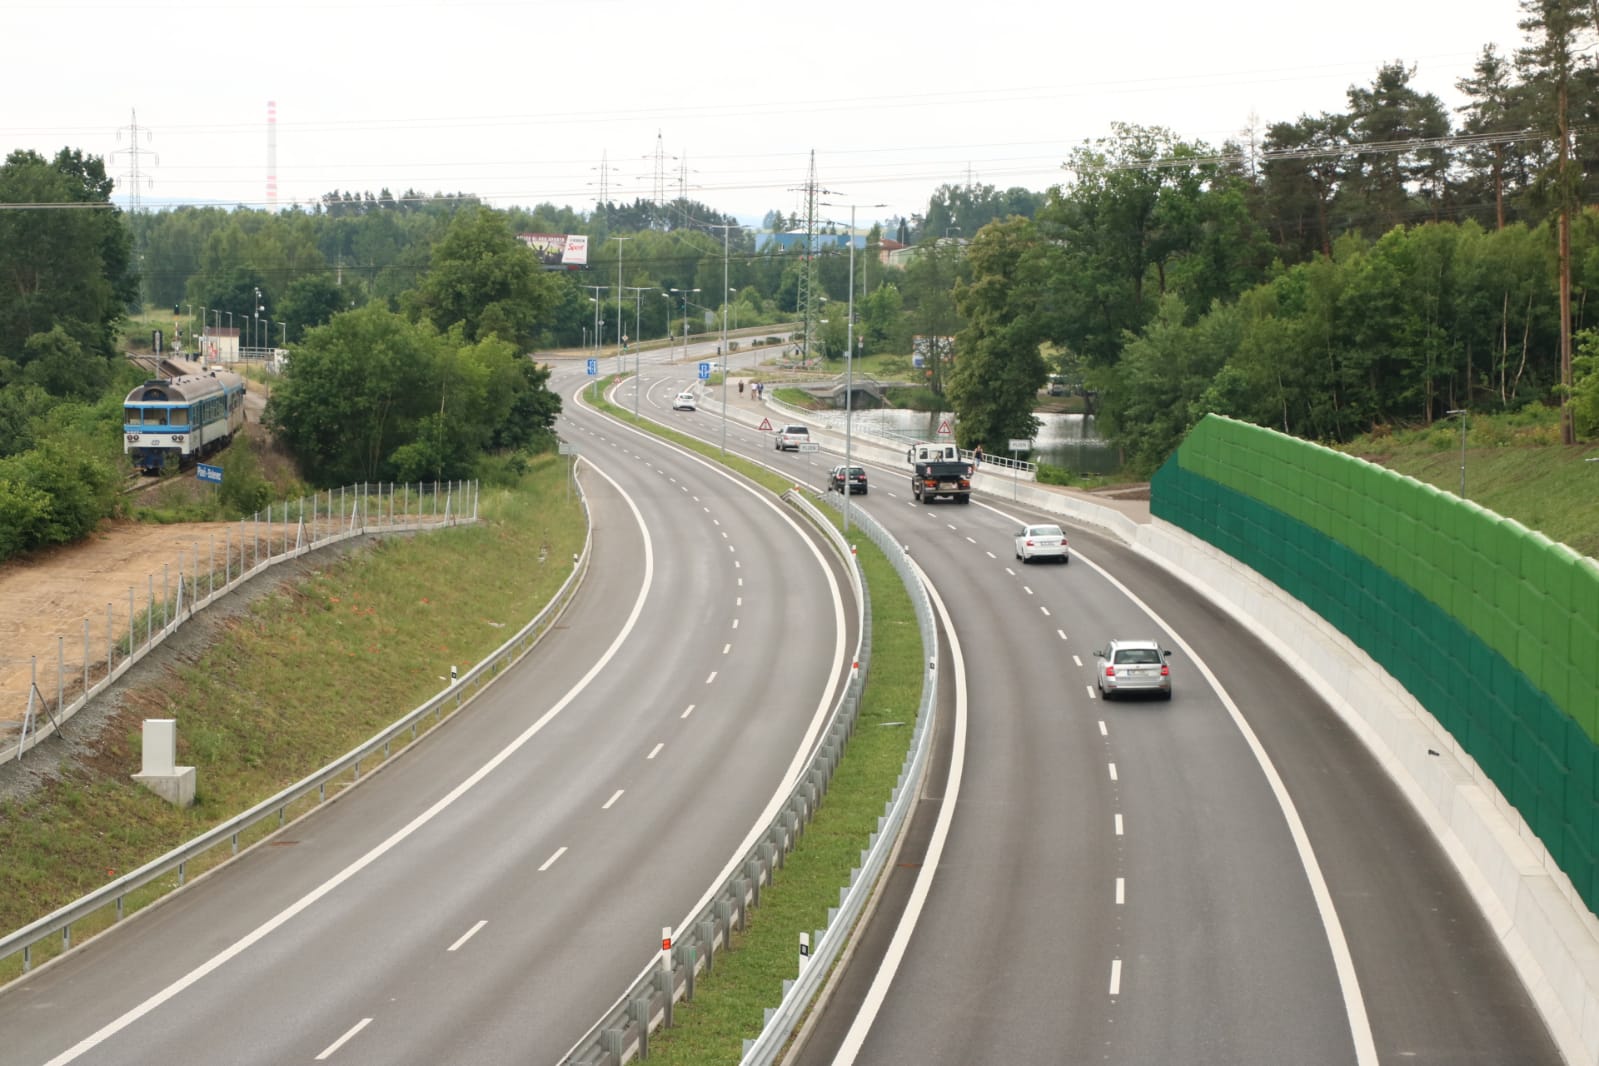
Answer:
[0,341,855,1066]
[639,350,1562,1066]
[0,333,1564,1066]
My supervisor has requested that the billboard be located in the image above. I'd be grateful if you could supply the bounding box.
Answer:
[519,233,590,270]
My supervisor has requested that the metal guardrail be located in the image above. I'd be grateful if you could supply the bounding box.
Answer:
[557,486,937,1066]
[737,489,937,1065]
[5,481,480,764]
[0,481,587,977]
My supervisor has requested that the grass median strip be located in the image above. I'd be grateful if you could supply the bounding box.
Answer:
[589,384,926,1062]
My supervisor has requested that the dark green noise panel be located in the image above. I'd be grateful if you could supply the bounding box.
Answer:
[1152,440,1599,912]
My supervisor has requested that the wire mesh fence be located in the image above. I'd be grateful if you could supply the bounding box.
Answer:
[3,480,479,763]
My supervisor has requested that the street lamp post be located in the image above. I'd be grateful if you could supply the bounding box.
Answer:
[708,223,735,455]
[1447,408,1467,499]
[821,199,887,532]
[609,235,632,357]
[622,286,650,418]
[254,287,263,353]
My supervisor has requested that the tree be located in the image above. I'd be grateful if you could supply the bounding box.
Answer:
[406,206,562,351]
[900,239,967,394]
[0,148,135,361]
[946,218,1055,448]
[1261,113,1351,261]
[278,275,349,343]
[1455,45,1540,229]
[1517,0,1598,444]
[1341,63,1453,231]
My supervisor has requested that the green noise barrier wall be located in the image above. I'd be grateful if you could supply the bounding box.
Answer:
[1151,415,1599,911]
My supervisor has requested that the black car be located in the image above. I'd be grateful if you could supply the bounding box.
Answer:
[828,465,868,495]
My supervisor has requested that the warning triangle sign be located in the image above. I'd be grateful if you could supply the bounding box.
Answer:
[758,417,773,431]
[937,420,952,435]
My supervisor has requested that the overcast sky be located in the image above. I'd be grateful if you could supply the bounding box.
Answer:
[4,0,1527,229]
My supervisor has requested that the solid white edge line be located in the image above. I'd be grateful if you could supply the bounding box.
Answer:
[39,462,658,1066]
[314,1017,372,1061]
[830,567,967,1065]
[447,920,488,953]
[1069,545,1378,1065]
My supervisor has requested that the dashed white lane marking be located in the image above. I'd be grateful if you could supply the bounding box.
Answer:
[1086,685,1097,699]
[1058,629,1068,641]
[539,847,568,872]
[732,619,739,629]
[681,704,696,719]
[1115,878,1125,905]
[966,536,976,544]
[647,743,664,760]
[947,524,957,531]
[1004,567,1016,576]
[602,790,624,810]
[1114,814,1124,836]
[1098,720,1107,736]
[1023,586,1034,596]
[985,551,996,559]
[705,671,718,684]
[722,643,731,654]
[447,920,487,952]
[713,518,720,526]
[1109,959,1123,996]
[1108,763,1118,782]
[1040,606,1051,617]
[721,530,729,539]
[315,1018,372,1061]
[1073,654,1084,667]
[736,595,743,605]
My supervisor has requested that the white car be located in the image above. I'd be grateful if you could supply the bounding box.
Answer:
[1014,523,1069,564]
[672,390,697,411]
[1094,639,1173,701]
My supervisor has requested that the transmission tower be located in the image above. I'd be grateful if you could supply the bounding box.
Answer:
[112,110,157,307]
[267,100,278,210]
[112,109,157,214]
[789,151,822,364]
[649,131,670,227]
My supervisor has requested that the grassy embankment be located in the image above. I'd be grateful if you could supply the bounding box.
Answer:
[0,457,586,975]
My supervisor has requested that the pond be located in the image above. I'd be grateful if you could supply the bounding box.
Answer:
[810,408,1120,475]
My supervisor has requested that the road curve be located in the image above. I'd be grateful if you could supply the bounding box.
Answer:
[0,371,855,1066]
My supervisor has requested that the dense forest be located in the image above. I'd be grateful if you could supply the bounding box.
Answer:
[6,0,1599,562]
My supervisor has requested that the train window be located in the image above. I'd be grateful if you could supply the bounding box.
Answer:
[171,408,189,425]
[124,407,140,424]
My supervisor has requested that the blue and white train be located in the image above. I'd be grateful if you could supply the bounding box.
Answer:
[123,371,248,474]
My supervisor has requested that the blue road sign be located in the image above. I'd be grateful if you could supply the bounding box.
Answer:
[698,361,711,380]
[197,463,223,484]
[586,358,598,375]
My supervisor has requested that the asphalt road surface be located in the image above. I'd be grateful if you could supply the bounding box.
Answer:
[646,363,1561,1066]
[0,360,856,1066]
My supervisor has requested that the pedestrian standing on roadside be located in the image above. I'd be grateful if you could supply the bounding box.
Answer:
[973,443,985,466]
